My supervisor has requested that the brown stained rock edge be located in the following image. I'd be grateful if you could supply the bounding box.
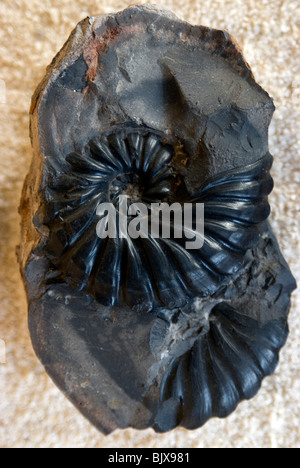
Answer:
[29,5,263,122]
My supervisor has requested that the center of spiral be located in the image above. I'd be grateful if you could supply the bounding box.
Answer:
[109,173,144,203]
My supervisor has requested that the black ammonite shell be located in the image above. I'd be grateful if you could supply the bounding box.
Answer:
[40,124,273,312]
[19,5,296,434]
[154,301,289,431]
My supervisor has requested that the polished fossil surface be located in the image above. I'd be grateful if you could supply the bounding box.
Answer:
[19,5,296,433]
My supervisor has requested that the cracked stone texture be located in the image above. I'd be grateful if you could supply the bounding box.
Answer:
[0,0,299,448]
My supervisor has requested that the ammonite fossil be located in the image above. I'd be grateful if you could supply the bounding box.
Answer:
[19,5,296,433]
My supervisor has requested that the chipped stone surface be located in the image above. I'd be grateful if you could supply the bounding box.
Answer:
[0,0,299,449]
[18,4,296,435]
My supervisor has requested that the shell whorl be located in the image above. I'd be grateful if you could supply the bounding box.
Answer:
[38,124,273,312]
